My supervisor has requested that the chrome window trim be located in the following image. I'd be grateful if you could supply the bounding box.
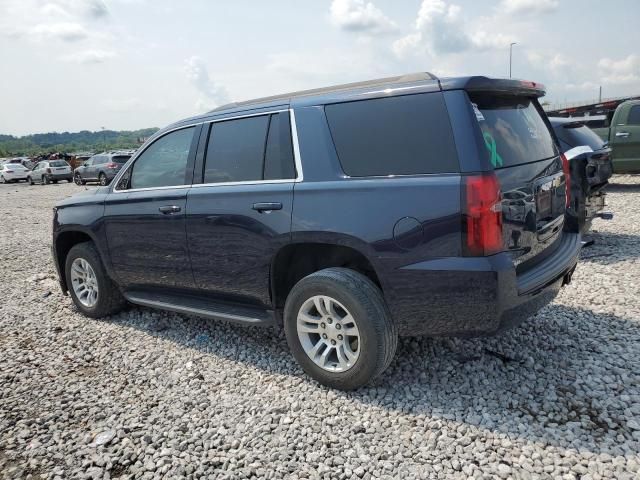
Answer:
[111,107,303,194]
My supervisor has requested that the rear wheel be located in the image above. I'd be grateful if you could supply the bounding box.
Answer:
[65,242,126,318]
[284,267,397,390]
[99,173,108,186]
[0,175,5,184]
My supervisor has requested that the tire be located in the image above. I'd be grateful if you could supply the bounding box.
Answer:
[74,174,85,185]
[283,267,397,390]
[99,173,108,186]
[65,242,126,318]
[52,180,58,184]
[0,175,5,184]
[28,176,33,186]
[43,175,49,185]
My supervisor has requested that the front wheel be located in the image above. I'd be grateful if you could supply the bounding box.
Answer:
[28,176,34,185]
[74,174,85,185]
[65,242,126,318]
[284,268,397,390]
[0,175,5,184]
[42,175,49,185]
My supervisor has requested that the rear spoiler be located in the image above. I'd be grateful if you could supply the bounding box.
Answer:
[438,76,546,98]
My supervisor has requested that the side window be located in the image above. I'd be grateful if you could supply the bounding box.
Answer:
[204,115,269,183]
[264,112,296,180]
[129,127,195,189]
[325,93,459,176]
[627,105,640,125]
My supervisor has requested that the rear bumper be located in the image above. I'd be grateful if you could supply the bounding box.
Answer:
[48,173,73,180]
[384,232,581,337]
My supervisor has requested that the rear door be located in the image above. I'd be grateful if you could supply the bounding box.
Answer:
[611,103,640,172]
[468,92,565,267]
[186,110,296,306]
[104,126,200,290]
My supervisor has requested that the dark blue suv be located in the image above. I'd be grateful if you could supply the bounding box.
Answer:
[52,73,581,390]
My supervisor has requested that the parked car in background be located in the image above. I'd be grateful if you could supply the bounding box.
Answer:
[590,100,640,173]
[74,152,131,186]
[52,74,581,390]
[0,162,30,183]
[549,117,613,233]
[28,160,73,185]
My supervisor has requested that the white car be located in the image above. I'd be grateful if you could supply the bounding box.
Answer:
[0,163,30,183]
[27,160,73,185]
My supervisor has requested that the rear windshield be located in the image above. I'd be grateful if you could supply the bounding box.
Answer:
[112,156,130,164]
[554,123,605,152]
[50,161,68,167]
[8,164,27,169]
[470,94,557,168]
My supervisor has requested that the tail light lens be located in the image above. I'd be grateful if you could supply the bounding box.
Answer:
[6,170,14,173]
[106,162,118,168]
[560,153,570,208]
[463,173,503,256]
[46,168,52,174]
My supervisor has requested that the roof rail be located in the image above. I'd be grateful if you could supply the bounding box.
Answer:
[208,72,437,113]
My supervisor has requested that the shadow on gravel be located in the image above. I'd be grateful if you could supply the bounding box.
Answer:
[605,181,640,193]
[580,231,640,265]
[103,302,640,456]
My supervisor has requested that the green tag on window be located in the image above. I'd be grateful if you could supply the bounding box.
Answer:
[483,132,503,168]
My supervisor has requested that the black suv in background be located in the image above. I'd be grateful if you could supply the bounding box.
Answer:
[52,73,581,390]
[74,152,132,186]
[549,117,613,233]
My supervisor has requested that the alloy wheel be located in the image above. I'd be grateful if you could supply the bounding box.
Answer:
[296,295,360,372]
[70,258,99,308]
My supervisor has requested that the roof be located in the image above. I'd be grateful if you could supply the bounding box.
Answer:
[548,115,606,125]
[164,73,547,132]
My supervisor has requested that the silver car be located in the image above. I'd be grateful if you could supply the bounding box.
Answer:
[28,160,73,185]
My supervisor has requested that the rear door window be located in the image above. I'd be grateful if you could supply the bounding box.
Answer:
[469,94,557,168]
[204,115,269,183]
[325,93,459,176]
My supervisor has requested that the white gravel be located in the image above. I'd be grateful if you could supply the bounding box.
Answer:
[1,177,639,480]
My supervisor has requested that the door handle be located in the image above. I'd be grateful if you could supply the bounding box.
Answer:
[252,202,282,212]
[615,131,630,138]
[158,205,181,214]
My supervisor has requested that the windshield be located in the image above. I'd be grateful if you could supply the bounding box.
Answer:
[112,156,130,164]
[50,161,68,167]
[470,94,557,168]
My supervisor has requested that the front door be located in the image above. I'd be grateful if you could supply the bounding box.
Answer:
[104,125,200,290]
[186,111,297,306]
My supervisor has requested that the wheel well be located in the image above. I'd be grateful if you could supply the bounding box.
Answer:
[55,231,93,291]
[271,243,381,310]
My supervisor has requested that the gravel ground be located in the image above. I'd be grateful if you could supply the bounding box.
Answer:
[1,176,639,480]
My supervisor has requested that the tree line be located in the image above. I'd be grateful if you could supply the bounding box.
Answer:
[0,128,159,157]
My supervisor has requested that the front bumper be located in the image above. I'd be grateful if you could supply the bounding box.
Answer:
[384,232,581,337]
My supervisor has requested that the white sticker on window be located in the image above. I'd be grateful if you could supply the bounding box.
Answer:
[471,103,485,122]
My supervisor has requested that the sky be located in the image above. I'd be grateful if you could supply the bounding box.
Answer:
[1,0,639,136]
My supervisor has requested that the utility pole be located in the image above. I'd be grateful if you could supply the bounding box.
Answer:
[101,126,106,153]
[509,42,517,78]
[599,86,602,102]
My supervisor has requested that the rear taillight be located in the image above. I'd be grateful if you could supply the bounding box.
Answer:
[106,162,118,168]
[46,168,52,174]
[463,173,503,256]
[560,153,570,208]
